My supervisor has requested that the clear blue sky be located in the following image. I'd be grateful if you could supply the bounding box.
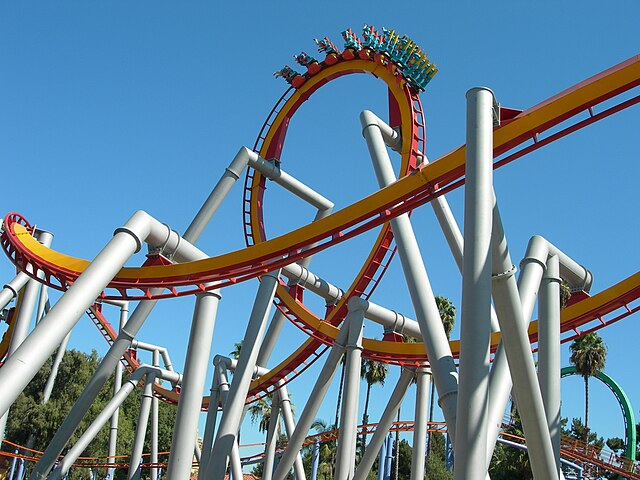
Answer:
[1,1,638,458]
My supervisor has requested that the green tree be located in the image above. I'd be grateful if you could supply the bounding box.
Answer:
[560,280,572,309]
[567,417,604,450]
[569,332,607,437]
[606,436,624,453]
[360,358,388,456]
[391,439,412,480]
[428,296,456,456]
[425,432,452,480]
[6,349,176,480]
[230,341,243,359]
[248,396,275,434]
[489,411,532,480]
[301,419,337,480]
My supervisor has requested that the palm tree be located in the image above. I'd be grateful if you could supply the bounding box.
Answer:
[569,332,607,438]
[306,419,337,480]
[560,280,572,309]
[230,341,243,359]
[428,296,456,455]
[360,357,388,456]
[248,396,273,434]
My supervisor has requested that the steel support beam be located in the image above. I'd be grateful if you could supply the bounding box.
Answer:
[539,255,561,475]
[108,302,129,480]
[49,365,180,480]
[334,300,365,480]
[272,324,349,480]
[166,290,221,480]
[128,372,156,480]
[411,368,429,480]
[361,110,458,439]
[353,368,414,480]
[490,203,558,479]
[454,87,494,480]
[207,269,281,477]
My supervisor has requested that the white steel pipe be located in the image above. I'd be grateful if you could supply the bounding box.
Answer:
[7,230,53,357]
[278,385,307,480]
[42,332,70,404]
[166,289,221,480]
[0,214,151,419]
[353,368,415,480]
[32,209,215,480]
[262,394,280,480]
[334,300,365,480]
[361,111,459,440]
[128,372,156,480]
[411,368,429,480]
[184,146,255,241]
[131,340,175,372]
[272,324,349,480]
[218,355,270,377]
[208,269,281,478]
[539,255,562,475]
[150,349,160,480]
[520,235,592,324]
[199,362,222,479]
[249,155,334,212]
[363,299,422,342]
[0,272,30,311]
[454,87,494,480]
[108,302,129,480]
[362,110,500,333]
[49,365,180,480]
[283,262,424,339]
[486,234,592,461]
[281,263,344,307]
[211,365,243,480]
[490,203,558,479]
[2,233,53,444]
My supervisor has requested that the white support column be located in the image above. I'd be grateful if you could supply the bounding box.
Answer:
[278,385,306,480]
[353,368,414,480]
[166,289,221,480]
[0,272,30,311]
[128,372,156,480]
[334,300,365,480]
[361,110,459,440]
[0,216,148,420]
[539,255,561,476]
[272,324,349,480]
[486,236,591,464]
[454,87,494,480]
[49,366,180,480]
[490,203,559,479]
[0,231,54,440]
[199,361,222,479]
[262,394,281,480]
[411,368,429,480]
[150,349,160,480]
[108,302,129,480]
[32,145,248,480]
[208,269,281,478]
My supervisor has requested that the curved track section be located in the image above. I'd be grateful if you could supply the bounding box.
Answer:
[2,57,638,298]
[561,366,636,464]
[1,56,639,402]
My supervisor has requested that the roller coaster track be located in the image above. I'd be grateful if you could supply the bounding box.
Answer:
[1,54,639,408]
[4,421,633,478]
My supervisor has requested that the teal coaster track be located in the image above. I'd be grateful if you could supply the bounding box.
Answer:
[561,366,636,463]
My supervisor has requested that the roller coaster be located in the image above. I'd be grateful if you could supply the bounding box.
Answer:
[0,25,638,480]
